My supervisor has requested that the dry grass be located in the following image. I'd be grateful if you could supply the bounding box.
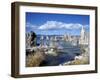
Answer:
[26,51,45,67]
[68,56,89,65]
[70,58,89,65]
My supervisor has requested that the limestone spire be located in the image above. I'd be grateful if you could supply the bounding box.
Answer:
[81,26,85,34]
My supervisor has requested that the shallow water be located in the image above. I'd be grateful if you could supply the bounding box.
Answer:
[40,47,81,66]
[37,35,81,66]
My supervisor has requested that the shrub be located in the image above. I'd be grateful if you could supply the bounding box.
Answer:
[26,51,45,67]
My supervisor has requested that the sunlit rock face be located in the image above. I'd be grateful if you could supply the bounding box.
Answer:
[79,26,89,45]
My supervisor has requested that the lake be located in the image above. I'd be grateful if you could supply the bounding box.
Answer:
[36,35,81,66]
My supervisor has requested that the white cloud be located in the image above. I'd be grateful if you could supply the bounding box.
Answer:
[38,21,85,30]
[26,21,89,30]
[26,22,37,29]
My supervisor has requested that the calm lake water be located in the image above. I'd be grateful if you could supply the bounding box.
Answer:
[36,35,81,66]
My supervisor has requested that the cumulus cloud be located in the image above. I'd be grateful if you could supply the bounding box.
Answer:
[38,21,85,30]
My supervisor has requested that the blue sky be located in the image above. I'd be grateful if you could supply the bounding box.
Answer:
[26,12,90,35]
